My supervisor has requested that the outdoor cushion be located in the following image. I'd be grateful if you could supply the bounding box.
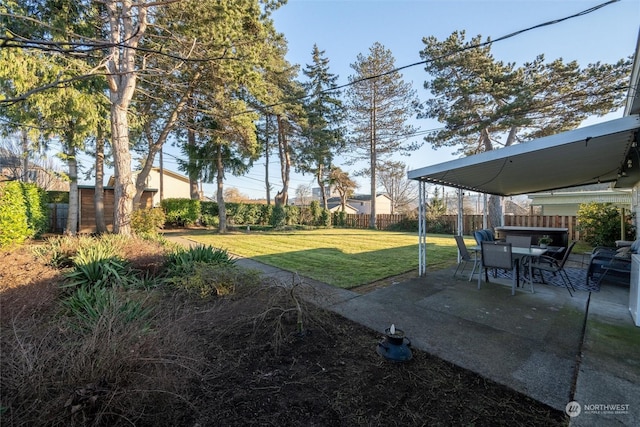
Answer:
[616,246,631,259]
[474,229,495,245]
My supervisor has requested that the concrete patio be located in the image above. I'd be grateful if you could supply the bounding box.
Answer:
[165,232,638,426]
[236,255,639,427]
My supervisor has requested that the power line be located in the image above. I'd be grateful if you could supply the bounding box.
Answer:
[247,0,621,114]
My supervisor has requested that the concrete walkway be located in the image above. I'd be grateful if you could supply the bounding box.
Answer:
[165,233,639,426]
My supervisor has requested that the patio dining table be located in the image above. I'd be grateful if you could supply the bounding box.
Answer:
[472,245,548,288]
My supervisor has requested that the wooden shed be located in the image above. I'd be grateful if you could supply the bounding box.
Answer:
[78,186,157,233]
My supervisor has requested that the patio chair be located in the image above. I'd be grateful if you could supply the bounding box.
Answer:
[528,241,577,296]
[506,235,531,248]
[586,239,639,287]
[453,235,479,281]
[473,228,496,245]
[478,241,517,295]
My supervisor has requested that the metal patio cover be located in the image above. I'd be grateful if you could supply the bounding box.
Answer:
[407,115,640,197]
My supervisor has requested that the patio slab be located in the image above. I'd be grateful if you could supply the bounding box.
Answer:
[163,233,639,425]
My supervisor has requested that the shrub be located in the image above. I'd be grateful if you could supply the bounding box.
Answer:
[23,183,49,238]
[168,263,261,298]
[309,200,321,225]
[286,205,300,225]
[0,181,49,247]
[61,285,152,331]
[577,202,631,247]
[319,208,331,227]
[200,213,219,228]
[63,242,131,291]
[131,207,166,235]
[33,235,94,268]
[0,181,30,247]
[165,244,235,277]
[333,210,347,227]
[201,201,219,217]
[259,204,273,225]
[270,204,286,228]
[161,198,200,226]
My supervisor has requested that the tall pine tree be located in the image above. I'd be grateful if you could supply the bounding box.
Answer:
[346,42,421,228]
[296,44,345,209]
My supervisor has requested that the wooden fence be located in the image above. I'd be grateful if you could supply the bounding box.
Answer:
[439,214,582,241]
[339,214,407,230]
[339,213,583,241]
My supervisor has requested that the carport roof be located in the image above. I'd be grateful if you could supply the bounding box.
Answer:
[408,114,640,197]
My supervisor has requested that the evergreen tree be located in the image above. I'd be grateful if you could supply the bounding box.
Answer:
[346,42,421,228]
[296,44,346,209]
[419,31,632,228]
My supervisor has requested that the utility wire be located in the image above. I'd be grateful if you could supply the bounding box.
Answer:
[252,0,621,114]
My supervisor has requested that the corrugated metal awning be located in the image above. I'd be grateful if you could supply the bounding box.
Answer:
[408,115,640,197]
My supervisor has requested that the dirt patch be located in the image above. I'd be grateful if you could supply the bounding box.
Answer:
[0,242,567,426]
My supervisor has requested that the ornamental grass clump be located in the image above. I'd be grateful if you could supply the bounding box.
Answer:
[61,285,153,332]
[164,245,246,297]
[165,244,235,275]
[63,242,132,291]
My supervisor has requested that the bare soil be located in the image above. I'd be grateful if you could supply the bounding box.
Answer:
[0,240,568,426]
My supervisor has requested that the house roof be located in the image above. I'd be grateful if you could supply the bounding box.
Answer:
[149,167,190,183]
[528,188,631,206]
[408,30,640,197]
[348,193,391,201]
[408,115,640,196]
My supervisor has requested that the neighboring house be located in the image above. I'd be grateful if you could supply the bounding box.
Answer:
[311,186,340,200]
[108,167,195,207]
[347,194,393,215]
[504,198,530,216]
[326,197,359,214]
[528,184,631,216]
[0,148,69,191]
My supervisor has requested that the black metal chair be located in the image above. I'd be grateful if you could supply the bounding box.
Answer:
[478,241,517,295]
[453,235,479,281]
[506,235,531,248]
[587,244,633,287]
[528,241,577,296]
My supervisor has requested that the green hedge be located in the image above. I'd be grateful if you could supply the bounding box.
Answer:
[200,201,272,226]
[161,198,200,226]
[0,181,49,247]
[162,199,331,229]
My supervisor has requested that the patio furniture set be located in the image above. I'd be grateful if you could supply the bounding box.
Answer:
[454,228,637,296]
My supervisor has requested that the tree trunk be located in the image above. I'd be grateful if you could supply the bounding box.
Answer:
[317,164,327,210]
[369,112,377,229]
[187,126,200,200]
[94,126,106,234]
[105,0,147,236]
[111,106,134,235]
[488,195,503,230]
[215,145,227,233]
[275,114,290,206]
[20,129,29,183]
[265,114,271,205]
[65,145,78,235]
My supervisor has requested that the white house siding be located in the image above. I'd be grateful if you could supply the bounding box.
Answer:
[347,194,392,215]
[143,168,192,207]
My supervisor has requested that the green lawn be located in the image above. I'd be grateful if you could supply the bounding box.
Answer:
[180,229,471,289]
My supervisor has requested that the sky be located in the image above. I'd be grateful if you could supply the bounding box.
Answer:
[75,0,640,200]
